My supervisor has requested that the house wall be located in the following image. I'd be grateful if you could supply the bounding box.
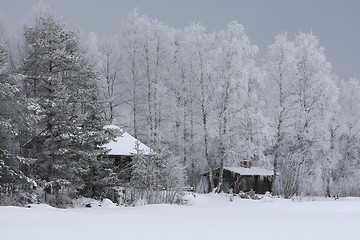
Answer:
[206,169,272,194]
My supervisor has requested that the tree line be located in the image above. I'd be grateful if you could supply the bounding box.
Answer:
[1,5,360,206]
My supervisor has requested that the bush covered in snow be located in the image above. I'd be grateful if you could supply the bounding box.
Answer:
[0,151,38,205]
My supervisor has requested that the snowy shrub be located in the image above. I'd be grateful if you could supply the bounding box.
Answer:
[0,151,38,206]
[130,147,186,205]
[36,179,76,207]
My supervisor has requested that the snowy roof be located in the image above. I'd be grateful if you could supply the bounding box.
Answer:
[103,125,152,156]
[224,166,274,176]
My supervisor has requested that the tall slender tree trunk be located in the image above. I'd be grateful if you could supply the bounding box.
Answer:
[272,70,285,196]
[215,76,230,193]
[202,106,214,191]
[190,106,196,188]
[272,128,281,196]
[132,67,138,138]
[337,137,351,198]
[198,53,214,191]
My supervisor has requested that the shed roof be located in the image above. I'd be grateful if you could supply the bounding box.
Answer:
[224,166,274,176]
[103,125,152,156]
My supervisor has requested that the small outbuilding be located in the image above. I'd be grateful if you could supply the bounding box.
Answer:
[101,125,153,174]
[203,161,274,194]
[103,125,152,155]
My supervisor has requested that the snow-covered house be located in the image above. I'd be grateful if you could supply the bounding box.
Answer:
[103,125,152,156]
[101,125,153,172]
[203,161,274,194]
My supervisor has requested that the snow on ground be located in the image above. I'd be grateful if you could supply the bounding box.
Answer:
[1,194,359,240]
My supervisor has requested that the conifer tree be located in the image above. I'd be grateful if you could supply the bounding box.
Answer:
[21,6,110,196]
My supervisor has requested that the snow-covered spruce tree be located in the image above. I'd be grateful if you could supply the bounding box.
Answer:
[20,6,111,204]
[0,24,35,156]
[0,150,38,205]
[0,42,19,152]
[0,35,37,205]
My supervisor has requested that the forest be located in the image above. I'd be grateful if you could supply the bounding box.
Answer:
[1,3,360,207]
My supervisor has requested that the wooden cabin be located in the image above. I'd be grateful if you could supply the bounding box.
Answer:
[203,161,274,194]
[101,125,153,180]
[103,125,152,156]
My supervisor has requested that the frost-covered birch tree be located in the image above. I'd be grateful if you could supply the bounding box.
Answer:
[284,33,336,197]
[98,36,123,123]
[337,78,360,197]
[266,34,296,195]
[182,23,216,189]
[213,22,258,193]
[120,10,144,139]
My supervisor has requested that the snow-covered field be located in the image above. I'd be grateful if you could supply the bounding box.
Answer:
[1,194,359,240]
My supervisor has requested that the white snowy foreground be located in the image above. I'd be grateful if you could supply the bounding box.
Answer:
[1,194,359,240]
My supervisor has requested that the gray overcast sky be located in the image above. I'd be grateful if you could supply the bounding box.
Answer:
[1,0,359,80]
